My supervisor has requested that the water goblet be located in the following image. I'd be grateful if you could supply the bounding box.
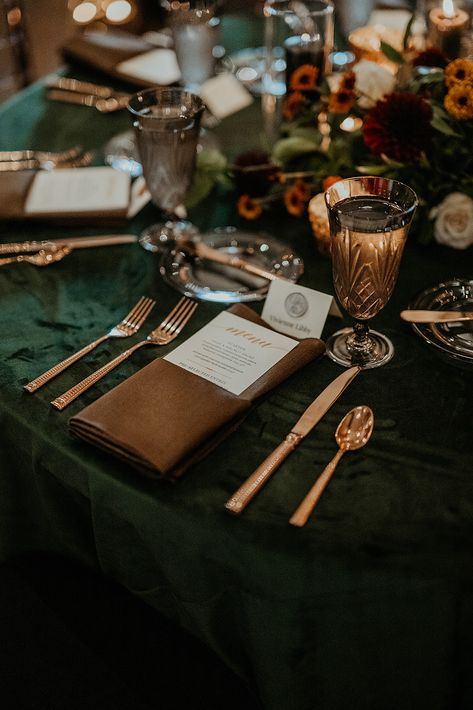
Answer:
[128,87,205,253]
[324,176,418,368]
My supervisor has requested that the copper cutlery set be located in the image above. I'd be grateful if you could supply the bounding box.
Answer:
[45,77,131,113]
[0,145,94,171]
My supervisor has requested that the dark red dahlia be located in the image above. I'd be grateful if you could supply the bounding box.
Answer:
[363,92,433,164]
[412,47,448,69]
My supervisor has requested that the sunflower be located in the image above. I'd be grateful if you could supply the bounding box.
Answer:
[328,89,355,113]
[363,92,432,164]
[289,64,319,91]
[284,186,306,216]
[282,91,306,120]
[444,84,473,120]
[445,58,473,88]
[237,194,263,220]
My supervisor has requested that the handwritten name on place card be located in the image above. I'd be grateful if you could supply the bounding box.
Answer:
[164,311,297,396]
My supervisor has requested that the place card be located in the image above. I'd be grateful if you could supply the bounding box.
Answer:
[24,167,130,218]
[116,48,181,85]
[164,311,298,396]
[262,280,337,340]
[199,72,253,120]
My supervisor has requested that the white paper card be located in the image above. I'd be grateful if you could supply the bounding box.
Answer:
[116,49,181,85]
[199,73,253,120]
[262,280,334,340]
[24,167,130,216]
[127,176,150,219]
[164,311,298,396]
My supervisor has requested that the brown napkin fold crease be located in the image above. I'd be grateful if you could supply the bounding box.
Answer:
[69,304,325,480]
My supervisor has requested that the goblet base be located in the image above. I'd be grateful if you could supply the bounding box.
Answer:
[326,327,394,369]
[139,220,199,253]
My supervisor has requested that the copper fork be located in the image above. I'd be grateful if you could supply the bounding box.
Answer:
[24,296,156,393]
[51,297,198,411]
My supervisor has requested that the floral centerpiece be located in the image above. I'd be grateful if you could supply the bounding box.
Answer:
[191,21,473,251]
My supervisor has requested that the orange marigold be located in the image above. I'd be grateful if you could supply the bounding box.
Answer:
[282,90,305,120]
[328,89,355,113]
[340,71,356,92]
[292,179,311,202]
[237,194,263,220]
[444,83,473,120]
[445,58,473,88]
[284,186,306,216]
[323,175,342,191]
[289,64,319,91]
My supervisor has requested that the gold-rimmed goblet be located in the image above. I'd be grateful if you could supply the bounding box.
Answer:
[128,87,205,252]
[325,176,418,368]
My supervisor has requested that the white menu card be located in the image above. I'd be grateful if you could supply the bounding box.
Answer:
[164,311,298,395]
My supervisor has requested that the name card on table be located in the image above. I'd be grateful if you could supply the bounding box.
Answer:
[199,73,253,120]
[262,279,340,340]
[164,311,297,395]
[24,167,131,219]
[116,48,181,85]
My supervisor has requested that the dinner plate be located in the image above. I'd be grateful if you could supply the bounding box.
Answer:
[408,278,473,368]
[159,227,304,303]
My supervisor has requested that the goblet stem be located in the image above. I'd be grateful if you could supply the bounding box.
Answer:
[345,320,375,365]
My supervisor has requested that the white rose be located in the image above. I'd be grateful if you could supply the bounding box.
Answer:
[429,193,473,250]
[353,60,396,108]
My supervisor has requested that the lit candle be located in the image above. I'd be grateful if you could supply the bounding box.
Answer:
[340,116,363,133]
[429,0,469,60]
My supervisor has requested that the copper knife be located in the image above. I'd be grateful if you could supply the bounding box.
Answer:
[184,241,290,282]
[0,234,137,255]
[401,309,473,323]
[224,365,361,515]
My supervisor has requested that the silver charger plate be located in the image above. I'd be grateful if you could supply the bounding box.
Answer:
[409,278,473,369]
[159,228,304,303]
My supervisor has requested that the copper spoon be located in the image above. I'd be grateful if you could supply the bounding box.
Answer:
[0,245,71,267]
[289,405,374,527]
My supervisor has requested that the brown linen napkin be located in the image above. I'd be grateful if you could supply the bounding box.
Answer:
[62,30,169,88]
[69,304,325,480]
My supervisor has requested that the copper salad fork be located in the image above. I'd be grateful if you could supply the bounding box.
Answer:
[24,296,156,393]
[51,297,198,411]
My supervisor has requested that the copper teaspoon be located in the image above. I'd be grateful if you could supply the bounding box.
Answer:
[289,405,374,527]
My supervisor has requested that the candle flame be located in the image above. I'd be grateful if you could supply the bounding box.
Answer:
[442,0,455,19]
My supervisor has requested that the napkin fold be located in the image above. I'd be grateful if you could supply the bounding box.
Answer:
[69,304,325,480]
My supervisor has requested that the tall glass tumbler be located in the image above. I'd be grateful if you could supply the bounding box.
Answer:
[165,1,221,93]
[263,0,334,95]
[325,177,417,369]
[128,87,205,252]
[262,0,334,143]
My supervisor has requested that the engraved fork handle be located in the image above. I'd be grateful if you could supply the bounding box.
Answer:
[289,448,345,527]
[24,334,110,393]
[50,341,147,410]
[225,432,302,515]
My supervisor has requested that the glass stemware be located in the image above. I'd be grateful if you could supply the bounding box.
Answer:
[128,87,205,253]
[325,176,418,369]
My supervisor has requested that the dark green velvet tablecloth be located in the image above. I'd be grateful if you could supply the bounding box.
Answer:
[1,23,473,710]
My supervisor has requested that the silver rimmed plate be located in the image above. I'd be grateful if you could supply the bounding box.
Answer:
[409,278,473,368]
[159,227,304,303]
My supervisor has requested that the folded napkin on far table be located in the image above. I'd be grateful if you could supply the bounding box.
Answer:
[69,304,325,480]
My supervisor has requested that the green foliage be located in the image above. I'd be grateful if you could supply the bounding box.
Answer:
[380,41,405,65]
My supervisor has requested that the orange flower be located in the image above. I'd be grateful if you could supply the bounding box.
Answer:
[340,71,356,92]
[445,58,473,88]
[284,186,306,216]
[289,64,319,91]
[237,194,263,220]
[282,91,305,120]
[444,83,473,120]
[292,179,311,202]
[323,175,342,191]
[328,89,355,113]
